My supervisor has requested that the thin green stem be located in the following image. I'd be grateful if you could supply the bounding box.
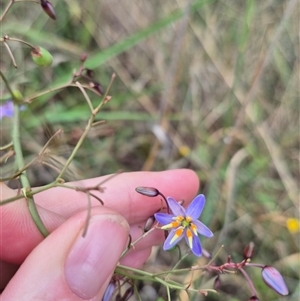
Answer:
[12,104,49,237]
[56,73,116,180]
[25,82,97,103]
[0,70,15,99]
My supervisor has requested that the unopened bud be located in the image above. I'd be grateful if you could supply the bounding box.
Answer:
[243,242,255,260]
[144,216,155,232]
[262,266,289,296]
[40,0,56,20]
[135,186,159,197]
[89,81,103,95]
[80,53,88,62]
[31,47,53,67]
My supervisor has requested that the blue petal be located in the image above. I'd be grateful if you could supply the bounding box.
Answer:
[167,197,186,216]
[193,220,214,237]
[163,228,184,250]
[186,194,206,219]
[262,266,289,296]
[154,212,174,226]
[184,232,202,256]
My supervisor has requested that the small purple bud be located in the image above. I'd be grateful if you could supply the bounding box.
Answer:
[80,53,87,62]
[243,242,255,260]
[248,296,259,301]
[89,81,104,95]
[102,281,115,301]
[262,266,289,296]
[144,216,155,232]
[40,0,56,20]
[135,186,159,197]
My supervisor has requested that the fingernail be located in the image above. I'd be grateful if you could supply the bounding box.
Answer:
[65,214,128,299]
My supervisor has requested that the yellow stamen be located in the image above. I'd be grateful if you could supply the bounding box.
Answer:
[170,227,184,244]
[186,228,193,248]
[186,216,192,223]
[161,221,180,230]
[176,216,184,222]
[190,223,197,235]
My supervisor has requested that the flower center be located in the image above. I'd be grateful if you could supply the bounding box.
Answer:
[176,215,192,228]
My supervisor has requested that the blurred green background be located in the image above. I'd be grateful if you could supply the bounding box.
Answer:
[1,0,299,300]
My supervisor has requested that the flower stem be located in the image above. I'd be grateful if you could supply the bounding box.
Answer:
[12,104,49,237]
[0,0,14,22]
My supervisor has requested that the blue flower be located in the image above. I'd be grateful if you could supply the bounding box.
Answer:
[0,101,14,120]
[0,100,26,120]
[154,194,213,257]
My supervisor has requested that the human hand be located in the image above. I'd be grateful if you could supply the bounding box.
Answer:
[0,169,199,300]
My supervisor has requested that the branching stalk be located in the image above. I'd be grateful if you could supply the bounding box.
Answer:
[12,104,49,237]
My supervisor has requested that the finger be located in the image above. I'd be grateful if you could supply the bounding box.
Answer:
[0,260,19,292]
[1,170,199,264]
[35,169,199,223]
[120,248,152,269]
[1,207,129,301]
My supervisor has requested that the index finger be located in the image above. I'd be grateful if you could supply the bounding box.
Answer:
[35,169,199,223]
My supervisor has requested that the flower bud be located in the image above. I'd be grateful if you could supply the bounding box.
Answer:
[31,47,53,67]
[243,241,255,260]
[262,266,289,296]
[89,81,103,95]
[248,296,259,301]
[144,216,155,232]
[80,53,87,62]
[135,186,159,197]
[40,0,56,20]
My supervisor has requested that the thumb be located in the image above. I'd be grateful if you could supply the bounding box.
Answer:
[2,207,129,301]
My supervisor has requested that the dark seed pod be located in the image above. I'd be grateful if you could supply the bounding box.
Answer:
[40,0,56,20]
[243,241,255,260]
[135,186,159,197]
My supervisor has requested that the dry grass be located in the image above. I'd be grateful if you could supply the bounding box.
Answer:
[1,0,299,300]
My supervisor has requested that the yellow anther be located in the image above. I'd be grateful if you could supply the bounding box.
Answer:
[186,228,193,248]
[190,223,197,235]
[169,227,184,244]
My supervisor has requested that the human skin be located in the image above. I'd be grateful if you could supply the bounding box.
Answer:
[0,169,199,300]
